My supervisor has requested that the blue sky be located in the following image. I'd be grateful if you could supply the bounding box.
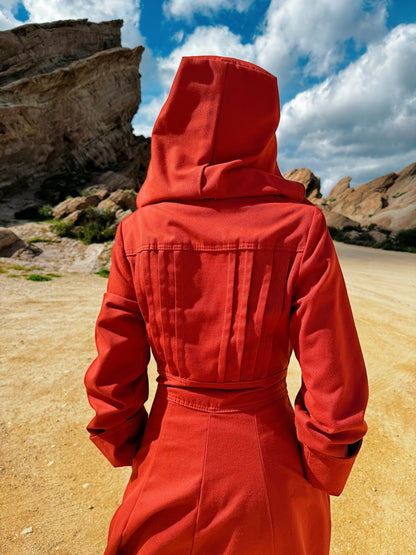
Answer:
[1,0,415,194]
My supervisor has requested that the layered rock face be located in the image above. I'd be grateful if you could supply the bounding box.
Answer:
[284,163,416,234]
[0,19,122,87]
[0,19,148,200]
[325,163,416,232]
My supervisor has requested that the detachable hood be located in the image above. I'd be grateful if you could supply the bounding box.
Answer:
[137,56,305,207]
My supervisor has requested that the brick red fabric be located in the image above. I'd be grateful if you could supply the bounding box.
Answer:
[85,56,368,554]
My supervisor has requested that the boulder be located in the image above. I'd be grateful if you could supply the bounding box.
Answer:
[0,226,40,257]
[0,227,21,251]
[107,189,137,211]
[115,209,133,224]
[369,230,388,243]
[97,199,118,212]
[53,195,100,219]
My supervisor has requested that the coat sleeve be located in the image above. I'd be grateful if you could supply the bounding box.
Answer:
[84,221,150,467]
[289,207,368,496]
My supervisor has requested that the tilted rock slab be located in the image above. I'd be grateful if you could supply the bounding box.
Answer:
[0,19,122,87]
[0,19,144,198]
[325,162,416,232]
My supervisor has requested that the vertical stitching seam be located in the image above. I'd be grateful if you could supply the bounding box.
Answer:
[247,251,273,380]
[218,251,236,381]
[255,411,275,551]
[235,249,254,378]
[190,413,211,555]
[199,62,229,196]
[209,61,229,165]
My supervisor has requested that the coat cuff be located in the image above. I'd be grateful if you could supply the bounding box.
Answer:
[301,440,362,496]
[88,409,147,467]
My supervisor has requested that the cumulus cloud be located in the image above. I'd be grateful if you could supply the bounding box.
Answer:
[0,0,23,29]
[133,92,169,137]
[133,24,254,135]
[257,0,387,79]
[156,0,388,91]
[156,25,256,88]
[163,0,253,20]
[278,24,416,193]
[135,0,392,161]
[4,0,144,47]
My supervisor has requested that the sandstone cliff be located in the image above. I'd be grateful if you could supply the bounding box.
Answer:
[284,163,416,251]
[325,163,416,232]
[0,19,149,204]
[0,19,122,87]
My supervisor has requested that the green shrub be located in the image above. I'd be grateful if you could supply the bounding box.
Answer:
[50,207,116,244]
[329,224,416,253]
[75,207,116,244]
[28,237,53,243]
[27,274,51,281]
[81,186,100,197]
[51,219,75,238]
[38,204,53,219]
[394,228,416,251]
[96,268,110,278]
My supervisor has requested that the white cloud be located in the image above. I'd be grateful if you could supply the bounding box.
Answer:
[134,0,391,151]
[156,0,388,92]
[163,0,253,20]
[278,24,416,193]
[134,23,255,134]
[16,0,144,47]
[0,0,22,29]
[133,92,169,137]
[173,29,184,43]
[156,25,256,88]
[257,0,387,79]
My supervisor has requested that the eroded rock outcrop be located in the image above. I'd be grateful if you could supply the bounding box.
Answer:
[284,163,415,250]
[0,19,149,203]
[325,163,416,232]
[283,168,322,200]
[0,19,122,87]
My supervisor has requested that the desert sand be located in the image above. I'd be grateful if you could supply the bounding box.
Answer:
[0,241,415,554]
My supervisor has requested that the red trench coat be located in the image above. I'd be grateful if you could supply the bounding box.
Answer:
[85,56,368,554]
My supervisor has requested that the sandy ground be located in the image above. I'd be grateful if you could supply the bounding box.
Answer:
[0,241,415,554]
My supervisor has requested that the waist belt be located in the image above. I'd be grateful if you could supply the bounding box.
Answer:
[155,375,288,413]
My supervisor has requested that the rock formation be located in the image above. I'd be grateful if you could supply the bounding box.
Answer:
[0,19,122,87]
[284,163,415,235]
[283,168,322,200]
[324,162,416,232]
[283,163,415,250]
[0,19,150,204]
[0,227,40,257]
[0,18,413,260]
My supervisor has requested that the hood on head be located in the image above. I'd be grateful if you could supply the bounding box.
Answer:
[137,56,305,207]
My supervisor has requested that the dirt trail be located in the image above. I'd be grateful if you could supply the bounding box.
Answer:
[0,242,415,554]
